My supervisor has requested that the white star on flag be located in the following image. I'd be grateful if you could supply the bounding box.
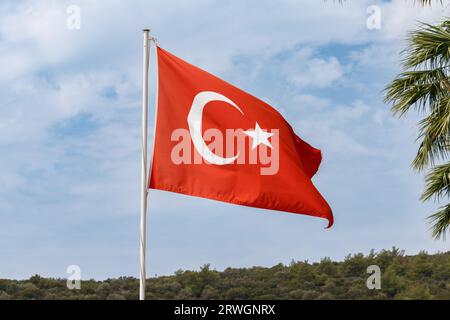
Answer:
[243,122,275,150]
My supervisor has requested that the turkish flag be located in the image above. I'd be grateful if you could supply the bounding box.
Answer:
[149,47,333,228]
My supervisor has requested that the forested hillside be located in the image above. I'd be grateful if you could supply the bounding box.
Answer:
[1,248,449,300]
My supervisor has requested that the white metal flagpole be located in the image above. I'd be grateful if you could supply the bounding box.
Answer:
[140,28,150,301]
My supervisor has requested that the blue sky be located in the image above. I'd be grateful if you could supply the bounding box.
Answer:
[1,0,449,280]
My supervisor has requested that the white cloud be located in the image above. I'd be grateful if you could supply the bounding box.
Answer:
[293,94,331,109]
[334,100,370,121]
[376,0,449,41]
[290,56,343,88]
[294,99,374,157]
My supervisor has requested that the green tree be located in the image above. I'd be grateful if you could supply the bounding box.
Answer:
[17,283,41,300]
[1,249,448,300]
[0,291,11,300]
[384,19,450,239]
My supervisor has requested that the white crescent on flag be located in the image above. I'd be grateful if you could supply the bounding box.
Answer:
[187,91,244,165]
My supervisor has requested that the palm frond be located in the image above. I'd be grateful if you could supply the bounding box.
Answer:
[421,162,450,201]
[413,96,450,169]
[333,0,443,5]
[403,21,450,69]
[385,17,450,239]
[384,69,449,116]
[414,0,444,6]
[428,203,450,239]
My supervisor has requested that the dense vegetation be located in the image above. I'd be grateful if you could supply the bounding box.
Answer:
[0,248,449,300]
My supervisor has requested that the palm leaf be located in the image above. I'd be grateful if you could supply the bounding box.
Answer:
[385,18,450,239]
[428,204,450,239]
[421,162,450,201]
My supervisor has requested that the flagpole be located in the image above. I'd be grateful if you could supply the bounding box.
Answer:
[140,28,150,301]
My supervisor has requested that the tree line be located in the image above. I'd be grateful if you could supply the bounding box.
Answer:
[0,248,449,300]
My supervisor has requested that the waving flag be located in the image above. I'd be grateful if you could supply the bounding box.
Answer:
[149,46,333,227]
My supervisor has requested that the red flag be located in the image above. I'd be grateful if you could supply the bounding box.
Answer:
[149,47,333,228]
